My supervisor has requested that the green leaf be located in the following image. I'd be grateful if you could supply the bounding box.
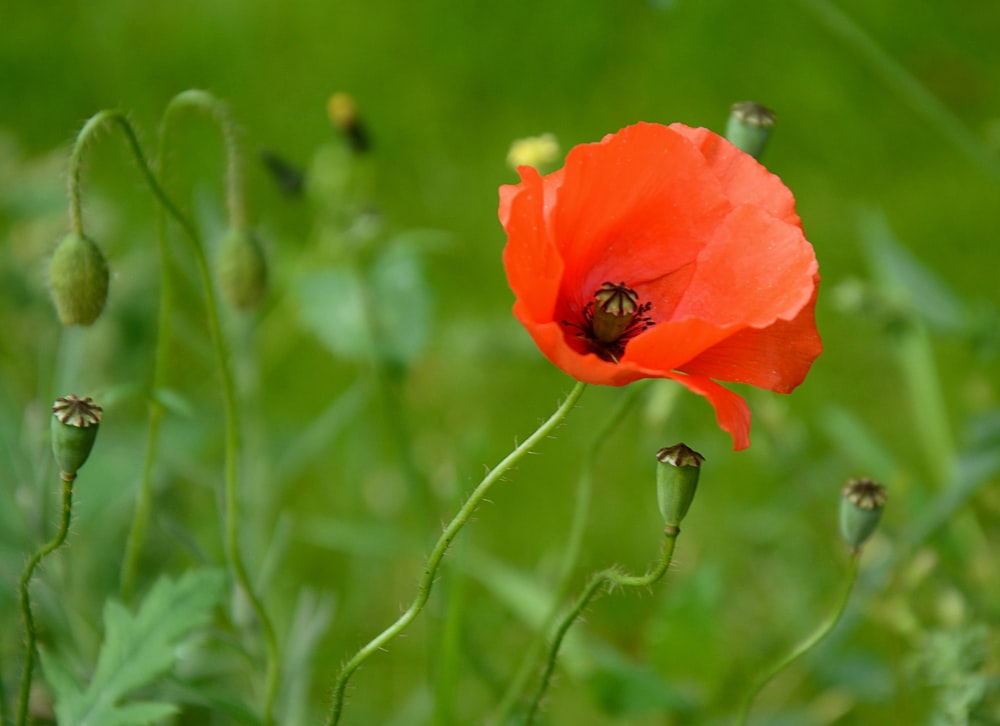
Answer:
[297,266,372,362]
[41,569,226,726]
[100,702,179,726]
[859,210,968,333]
[368,239,432,366]
[296,237,434,367]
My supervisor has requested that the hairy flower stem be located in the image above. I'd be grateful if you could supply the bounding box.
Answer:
[16,473,76,726]
[525,527,679,724]
[69,105,278,725]
[737,551,861,725]
[325,381,588,726]
[494,383,647,723]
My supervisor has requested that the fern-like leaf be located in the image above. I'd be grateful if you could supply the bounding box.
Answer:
[40,569,226,726]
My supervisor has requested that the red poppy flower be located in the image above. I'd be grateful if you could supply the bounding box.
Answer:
[499,122,820,450]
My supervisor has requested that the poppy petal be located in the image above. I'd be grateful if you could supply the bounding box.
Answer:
[669,123,800,225]
[663,371,752,450]
[513,313,663,386]
[501,166,564,323]
[679,283,821,392]
[552,123,731,299]
[670,204,817,328]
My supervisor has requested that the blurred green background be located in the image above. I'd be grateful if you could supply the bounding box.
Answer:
[2,0,999,724]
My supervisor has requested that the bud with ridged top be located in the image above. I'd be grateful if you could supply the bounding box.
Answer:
[655,443,705,530]
[51,394,103,476]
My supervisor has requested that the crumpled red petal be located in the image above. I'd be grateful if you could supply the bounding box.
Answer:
[662,372,753,451]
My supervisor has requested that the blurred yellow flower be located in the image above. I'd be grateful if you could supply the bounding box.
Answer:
[506,132,560,170]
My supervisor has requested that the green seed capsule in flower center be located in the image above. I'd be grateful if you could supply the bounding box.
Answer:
[591,282,642,343]
[563,281,653,363]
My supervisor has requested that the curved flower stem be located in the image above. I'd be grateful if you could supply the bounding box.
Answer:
[494,383,647,723]
[737,550,861,725]
[525,526,679,724]
[156,91,278,725]
[118,116,175,602]
[68,106,278,724]
[162,89,249,228]
[16,473,76,726]
[325,381,588,726]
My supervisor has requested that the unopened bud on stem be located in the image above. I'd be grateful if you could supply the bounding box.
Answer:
[49,232,110,326]
[217,227,268,310]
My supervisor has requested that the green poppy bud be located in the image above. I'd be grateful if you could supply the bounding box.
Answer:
[48,232,110,326]
[725,102,776,160]
[840,478,887,550]
[655,443,705,529]
[217,227,267,310]
[51,395,103,476]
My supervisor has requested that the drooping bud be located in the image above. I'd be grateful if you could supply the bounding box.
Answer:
[655,443,705,529]
[217,227,268,310]
[839,478,887,550]
[48,232,110,326]
[725,102,776,160]
[327,92,370,153]
[51,395,102,476]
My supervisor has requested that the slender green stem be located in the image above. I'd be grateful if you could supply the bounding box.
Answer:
[164,90,248,227]
[67,105,278,724]
[797,0,1000,183]
[119,193,171,602]
[325,381,588,726]
[119,105,180,602]
[494,384,646,723]
[737,551,861,725]
[1,647,7,726]
[67,110,197,244]
[156,92,278,724]
[526,527,679,724]
[16,473,76,726]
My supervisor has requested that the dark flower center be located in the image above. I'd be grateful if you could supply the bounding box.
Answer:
[563,281,653,362]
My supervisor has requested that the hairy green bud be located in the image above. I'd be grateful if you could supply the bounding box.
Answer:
[217,227,267,310]
[49,232,110,326]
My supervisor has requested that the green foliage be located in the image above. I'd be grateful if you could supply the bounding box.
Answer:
[910,624,996,725]
[297,234,435,367]
[2,0,1000,723]
[40,570,226,726]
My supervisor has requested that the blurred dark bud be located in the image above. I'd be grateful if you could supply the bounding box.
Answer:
[49,232,110,326]
[726,101,775,160]
[327,92,371,153]
[655,443,705,528]
[840,477,887,550]
[260,149,305,197]
[217,227,268,310]
[51,394,102,476]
